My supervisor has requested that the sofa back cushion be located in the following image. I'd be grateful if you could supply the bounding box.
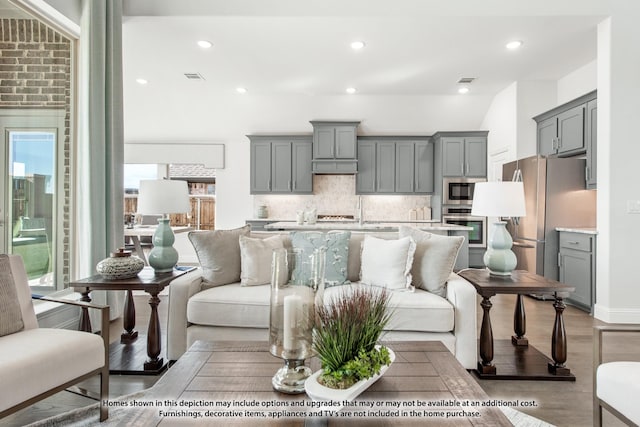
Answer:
[188,225,250,288]
[399,226,464,297]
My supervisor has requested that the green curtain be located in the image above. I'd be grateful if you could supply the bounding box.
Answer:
[77,0,125,319]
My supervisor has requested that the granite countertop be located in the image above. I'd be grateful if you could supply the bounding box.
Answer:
[264,221,472,232]
[555,227,598,235]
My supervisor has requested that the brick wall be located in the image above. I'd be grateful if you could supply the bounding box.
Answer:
[0,19,70,107]
[0,18,71,285]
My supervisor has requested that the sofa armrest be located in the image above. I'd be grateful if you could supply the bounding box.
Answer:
[446,273,478,369]
[167,268,205,361]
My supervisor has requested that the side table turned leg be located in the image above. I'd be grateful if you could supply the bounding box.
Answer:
[548,295,571,376]
[121,290,138,343]
[478,296,496,375]
[512,294,529,346]
[144,291,164,371]
[78,289,92,333]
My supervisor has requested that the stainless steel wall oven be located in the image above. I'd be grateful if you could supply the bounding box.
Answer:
[442,206,487,248]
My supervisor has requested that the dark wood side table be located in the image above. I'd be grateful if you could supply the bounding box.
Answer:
[458,269,576,381]
[71,267,192,374]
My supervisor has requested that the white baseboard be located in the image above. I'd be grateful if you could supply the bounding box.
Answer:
[593,303,640,323]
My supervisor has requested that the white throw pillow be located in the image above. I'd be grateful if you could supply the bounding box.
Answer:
[359,235,416,291]
[398,226,464,297]
[239,235,284,286]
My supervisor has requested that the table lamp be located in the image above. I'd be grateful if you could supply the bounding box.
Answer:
[137,179,190,273]
[471,181,526,276]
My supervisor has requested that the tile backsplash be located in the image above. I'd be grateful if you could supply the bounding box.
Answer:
[253,175,432,221]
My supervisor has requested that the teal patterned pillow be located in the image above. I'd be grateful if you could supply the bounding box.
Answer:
[290,231,351,287]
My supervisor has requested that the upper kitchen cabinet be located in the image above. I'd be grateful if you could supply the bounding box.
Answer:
[356,137,434,195]
[534,90,596,158]
[436,132,488,178]
[310,121,360,173]
[248,135,313,194]
[585,99,597,189]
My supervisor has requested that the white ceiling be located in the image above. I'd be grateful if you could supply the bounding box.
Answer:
[121,3,603,99]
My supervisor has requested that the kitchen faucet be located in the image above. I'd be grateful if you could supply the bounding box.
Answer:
[357,196,364,225]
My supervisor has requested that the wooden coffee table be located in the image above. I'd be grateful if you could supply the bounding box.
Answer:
[122,340,511,426]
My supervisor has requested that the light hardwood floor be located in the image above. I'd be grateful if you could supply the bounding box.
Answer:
[1,293,638,426]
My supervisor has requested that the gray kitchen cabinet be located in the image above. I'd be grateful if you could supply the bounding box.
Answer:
[585,99,597,189]
[414,140,435,193]
[376,141,396,193]
[248,135,313,194]
[356,140,376,193]
[396,140,435,193]
[558,231,596,313]
[441,135,487,177]
[357,137,434,195]
[534,90,596,158]
[537,117,558,157]
[291,141,313,192]
[250,141,272,193]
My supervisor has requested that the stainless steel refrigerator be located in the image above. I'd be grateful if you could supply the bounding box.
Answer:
[502,155,596,281]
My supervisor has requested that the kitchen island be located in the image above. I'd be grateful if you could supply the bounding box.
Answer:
[264,221,472,270]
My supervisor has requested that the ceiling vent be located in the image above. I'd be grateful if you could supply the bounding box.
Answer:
[184,72,205,81]
[457,77,476,84]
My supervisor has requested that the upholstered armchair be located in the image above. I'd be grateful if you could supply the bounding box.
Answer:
[593,324,640,426]
[0,254,110,421]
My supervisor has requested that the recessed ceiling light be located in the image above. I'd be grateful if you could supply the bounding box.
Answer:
[197,40,212,49]
[350,41,365,50]
[136,78,148,85]
[506,40,523,50]
[458,86,469,94]
[236,87,247,94]
[346,87,357,94]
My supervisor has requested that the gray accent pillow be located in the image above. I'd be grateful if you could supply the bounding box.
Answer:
[188,225,250,288]
[398,226,464,297]
[290,231,351,287]
[0,254,25,337]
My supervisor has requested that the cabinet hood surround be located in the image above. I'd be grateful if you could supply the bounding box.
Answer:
[310,120,360,174]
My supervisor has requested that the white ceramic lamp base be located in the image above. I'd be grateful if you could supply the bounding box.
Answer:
[483,221,517,276]
[148,218,178,273]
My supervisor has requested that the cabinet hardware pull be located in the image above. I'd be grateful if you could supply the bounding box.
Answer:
[288,180,291,191]
[558,253,562,267]
[567,241,580,245]
[585,166,590,180]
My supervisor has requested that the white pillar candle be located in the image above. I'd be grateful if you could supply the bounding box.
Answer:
[283,294,302,352]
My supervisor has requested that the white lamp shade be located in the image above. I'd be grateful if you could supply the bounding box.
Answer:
[471,181,526,217]
[137,179,190,214]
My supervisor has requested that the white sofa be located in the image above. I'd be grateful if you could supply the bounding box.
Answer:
[167,231,478,369]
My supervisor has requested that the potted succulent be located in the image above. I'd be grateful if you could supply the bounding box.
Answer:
[305,286,394,401]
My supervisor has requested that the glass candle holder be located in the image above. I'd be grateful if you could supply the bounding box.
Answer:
[269,247,325,394]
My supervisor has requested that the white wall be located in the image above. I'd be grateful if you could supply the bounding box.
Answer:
[124,94,492,229]
[594,12,640,323]
[557,60,597,104]
[480,82,518,164]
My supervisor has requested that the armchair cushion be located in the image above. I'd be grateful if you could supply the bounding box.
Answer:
[0,328,105,414]
[0,255,25,336]
[188,225,250,288]
[597,361,640,424]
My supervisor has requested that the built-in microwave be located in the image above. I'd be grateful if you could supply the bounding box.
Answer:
[443,177,486,205]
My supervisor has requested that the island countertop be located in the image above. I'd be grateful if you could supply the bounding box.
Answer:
[263,221,472,232]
